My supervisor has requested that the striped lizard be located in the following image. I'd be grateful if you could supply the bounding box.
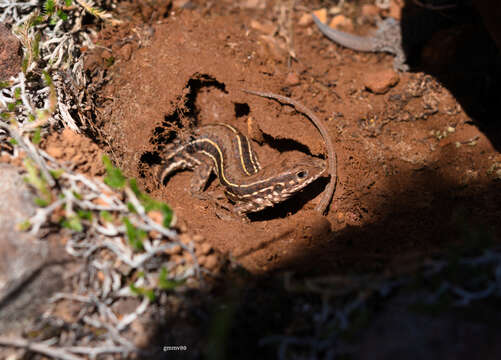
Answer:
[157,123,325,216]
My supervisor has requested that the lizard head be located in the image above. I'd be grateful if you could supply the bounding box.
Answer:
[271,157,326,201]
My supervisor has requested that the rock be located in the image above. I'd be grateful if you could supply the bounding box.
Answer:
[0,164,65,335]
[312,8,327,24]
[298,13,313,27]
[362,4,380,17]
[258,34,288,61]
[250,20,276,36]
[0,23,22,80]
[204,254,219,271]
[363,69,400,94]
[119,43,133,61]
[329,15,354,32]
[389,0,403,21]
[240,0,266,9]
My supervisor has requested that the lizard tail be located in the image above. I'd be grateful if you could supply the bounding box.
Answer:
[312,13,377,52]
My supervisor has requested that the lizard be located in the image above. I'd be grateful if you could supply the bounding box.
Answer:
[156,123,325,216]
[312,13,409,71]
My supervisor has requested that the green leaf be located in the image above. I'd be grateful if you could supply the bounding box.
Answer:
[32,15,44,26]
[62,215,83,232]
[105,56,115,67]
[65,0,73,6]
[103,155,126,189]
[127,201,136,213]
[129,179,173,228]
[17,220,32,231]
[22,57,28,74]
[14,87,21,99]
[158,267,184,290]
[72,191,82,200]
[44,0,55,14]
[7,102,16,111]
[100,210,112,223]
[9,138,17,145]
[42,71,53,86]
[123,217,145,251]
[56,9,68,21]
[129,178,141,197]
[0,81,10,88]
[77,209,93,220]
[33,33,41,60]
[34,197,50,207]
[32,127,41,144]
[129,284,156,302]
[24,159,52,205]
[49,169,64,179]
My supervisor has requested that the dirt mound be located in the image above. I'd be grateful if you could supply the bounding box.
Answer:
[90,5,501,275]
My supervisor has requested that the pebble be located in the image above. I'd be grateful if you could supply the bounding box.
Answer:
[250,19,276,36]
[199,242,212,255]
[363,69,400,94]
[204,254,219,271]
[389,0,402,21]
[298,13,313,27]
[192,234,204,243]
[361,4,380,17]
[119,43,132,61]
[329,15,354,32]
[312,8,327,24]
[147,210,163,225]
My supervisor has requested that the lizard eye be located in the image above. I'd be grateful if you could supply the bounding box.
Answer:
[296,170,307,179]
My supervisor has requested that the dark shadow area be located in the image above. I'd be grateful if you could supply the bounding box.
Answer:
[234,102,250,118]
[400,0,501,151]
[140,147,501,359]
[261,132,317,157]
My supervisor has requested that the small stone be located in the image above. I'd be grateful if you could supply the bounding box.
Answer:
[312,8,327,24]
[179,233,191,244]
[192,234,204,243]
[329,15,354,32]
[250,20,276,36]
[362,4,380,17]
[147,210,163,225]
[119,44,132,61]
[258,35,288,61]
[240,0,266,9]
[328,6,342,15]
[0,23,22,80]
[197,255,207,267]
[389,0,402,21]
[173,0,192,8]
[298,13,313,27]
[204,254,219,271]
[200,242,212,256]
[336,212,345,223]
[285,72,300,86]
[363,69,400,94]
